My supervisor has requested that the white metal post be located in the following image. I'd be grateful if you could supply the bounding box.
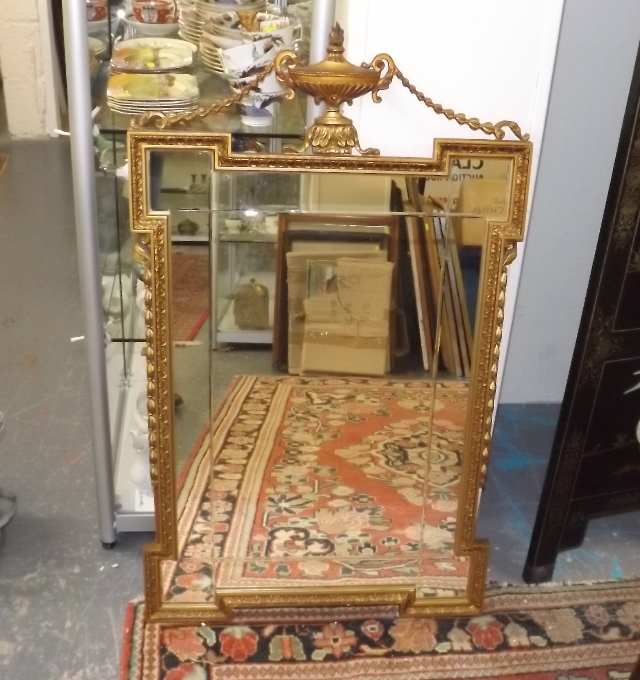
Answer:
[306,0,337,128]
[62,0,117,546]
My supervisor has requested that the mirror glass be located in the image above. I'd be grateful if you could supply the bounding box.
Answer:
[148,151,512,606]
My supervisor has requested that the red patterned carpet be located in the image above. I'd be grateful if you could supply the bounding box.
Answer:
[121,580,640,680]
[123,376,640,679]
[163,376,470,603]
[171,251,210,342]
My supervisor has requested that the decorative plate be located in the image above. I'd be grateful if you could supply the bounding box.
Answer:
[111,38,196,72]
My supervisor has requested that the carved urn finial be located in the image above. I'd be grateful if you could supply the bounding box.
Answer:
[326,23,345,61]
[274,23,396,155]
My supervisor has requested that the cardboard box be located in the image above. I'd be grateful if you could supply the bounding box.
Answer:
[300,258,394,377]
[286,249,387,374]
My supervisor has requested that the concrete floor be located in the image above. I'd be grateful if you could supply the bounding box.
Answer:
[478,404,640,586]
[1,134,639,680]
[0,139,149,679]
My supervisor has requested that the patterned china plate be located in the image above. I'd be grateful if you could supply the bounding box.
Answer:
[107,72,199,101]
[111,38,196,72]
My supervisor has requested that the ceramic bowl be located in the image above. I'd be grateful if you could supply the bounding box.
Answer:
[223,41,279,79]
[235,67,284,94]
[200,29,242,50]
[237,90,281,127]
[133,0,175,24]
[87,0,108,22]
[244,20,301,47]
[124,14,179,36]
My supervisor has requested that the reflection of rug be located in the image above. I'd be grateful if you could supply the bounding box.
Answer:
[121,580,640,680]
[164,376,469,603]
[0,155,8,178]
[171,251,210,342]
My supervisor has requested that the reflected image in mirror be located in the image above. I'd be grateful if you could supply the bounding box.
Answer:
[152,157,510,605]
[149,150,216,604]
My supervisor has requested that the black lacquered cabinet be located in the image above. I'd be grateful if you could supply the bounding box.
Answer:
[523,44,640,584]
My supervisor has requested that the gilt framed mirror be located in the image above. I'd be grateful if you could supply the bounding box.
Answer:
[128,26,532,624]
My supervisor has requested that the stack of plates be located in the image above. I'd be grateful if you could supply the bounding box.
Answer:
[201,10,242,39]
[107,73,200,114]
[199,36,225,74]
[177,0,202,44]
[111,38,196,73]
[199,11,298,78]
[196,0,265,21]
[89,49,101,77]
[178,0,265,46]
[178,3,204,44]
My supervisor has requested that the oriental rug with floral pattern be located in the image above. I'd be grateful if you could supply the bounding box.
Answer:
[121,580,640,680]
[163,375,470,603]
[171,251,210,342]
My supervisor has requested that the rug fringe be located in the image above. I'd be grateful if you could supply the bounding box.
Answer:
[119,601,138,680]
[488,576,640,590]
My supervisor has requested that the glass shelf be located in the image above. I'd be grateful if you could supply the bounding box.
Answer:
[93,62,307,138]
[220,232,278,243]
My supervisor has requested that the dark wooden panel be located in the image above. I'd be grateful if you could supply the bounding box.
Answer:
[523,44,640,584]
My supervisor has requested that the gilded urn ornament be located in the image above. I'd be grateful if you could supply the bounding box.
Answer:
[135,23,528,145]
[274,24,396,155]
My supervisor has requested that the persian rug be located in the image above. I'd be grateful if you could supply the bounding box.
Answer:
[120,580,640,680]
[163,375,469,603]
[171,251,210,342]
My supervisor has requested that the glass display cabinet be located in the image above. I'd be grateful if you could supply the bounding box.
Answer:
[212,171,302,345]
[78,0,311,533]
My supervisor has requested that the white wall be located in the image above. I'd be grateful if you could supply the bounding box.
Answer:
[336,1,559,158]
[0,0,59,137]
[500,0,640,403]
[335,0,564,403]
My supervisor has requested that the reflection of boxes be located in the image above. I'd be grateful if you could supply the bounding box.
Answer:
[286,249,386,374]
[301,318,389,376]
[452,178,510,246]
[300,259,394,377]
[307,174,392,213]
[422,158,510,213]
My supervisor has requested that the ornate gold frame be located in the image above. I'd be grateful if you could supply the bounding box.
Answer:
[128,129,532,624]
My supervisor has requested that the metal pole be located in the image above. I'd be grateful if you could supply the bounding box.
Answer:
[62,0,117,547]
[306,0,337,128]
